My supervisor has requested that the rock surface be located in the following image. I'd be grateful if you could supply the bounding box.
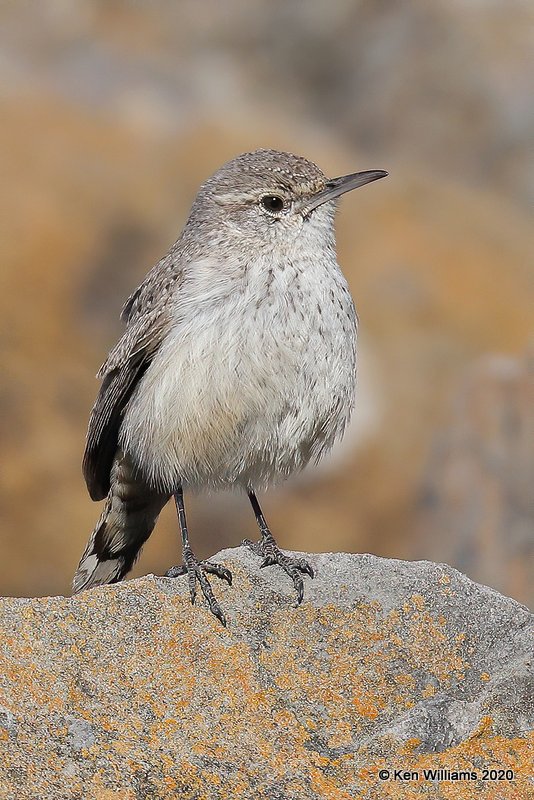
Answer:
[0,548,532,799]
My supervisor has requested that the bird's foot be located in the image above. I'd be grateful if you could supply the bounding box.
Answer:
[165,550,232,626]
[242,531,314,604]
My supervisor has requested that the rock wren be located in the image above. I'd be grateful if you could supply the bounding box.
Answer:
[73,149,387,624]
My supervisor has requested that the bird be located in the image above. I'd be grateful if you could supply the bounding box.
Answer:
[73,148,387,624]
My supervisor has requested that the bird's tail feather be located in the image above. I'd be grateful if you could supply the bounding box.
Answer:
[73,453,169,593]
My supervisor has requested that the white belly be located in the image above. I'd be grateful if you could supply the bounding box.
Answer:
[120,258,357,492]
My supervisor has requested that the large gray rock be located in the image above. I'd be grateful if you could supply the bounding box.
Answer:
[0,548,532,799]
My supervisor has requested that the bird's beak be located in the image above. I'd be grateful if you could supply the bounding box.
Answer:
[300,169,388,215]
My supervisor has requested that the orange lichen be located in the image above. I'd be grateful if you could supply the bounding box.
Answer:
[0,569,530,799]
[352,695,380,719]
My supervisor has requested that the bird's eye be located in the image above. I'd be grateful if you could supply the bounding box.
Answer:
[260,195,285,215]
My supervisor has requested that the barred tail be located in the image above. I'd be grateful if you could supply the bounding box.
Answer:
[73,453,169,593]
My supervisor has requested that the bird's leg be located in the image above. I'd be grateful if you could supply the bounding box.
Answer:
[242,489,314,604]
[165,485,232,625]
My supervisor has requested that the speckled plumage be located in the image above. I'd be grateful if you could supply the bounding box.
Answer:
[74,149,387,601]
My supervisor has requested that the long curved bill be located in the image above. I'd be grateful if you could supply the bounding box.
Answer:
[301,169,388,215]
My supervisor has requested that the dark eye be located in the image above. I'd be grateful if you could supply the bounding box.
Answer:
[260,195,285,214]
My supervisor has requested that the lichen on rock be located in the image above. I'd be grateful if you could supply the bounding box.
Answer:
[0,548,532,799]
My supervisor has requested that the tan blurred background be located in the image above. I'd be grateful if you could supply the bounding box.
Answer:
[1,1,532,606]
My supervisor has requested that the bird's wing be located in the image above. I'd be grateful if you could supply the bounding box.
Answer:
[83,257,182,501]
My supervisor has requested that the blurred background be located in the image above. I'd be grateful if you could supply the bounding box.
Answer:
[1,1,532,606]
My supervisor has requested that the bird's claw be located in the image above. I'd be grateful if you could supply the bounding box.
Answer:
[165,555,231,625]
[242,535,315,604]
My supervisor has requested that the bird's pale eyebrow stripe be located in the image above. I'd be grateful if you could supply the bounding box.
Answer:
[213,191,256,205]
[213,177,326,206]
[213,189,288,206]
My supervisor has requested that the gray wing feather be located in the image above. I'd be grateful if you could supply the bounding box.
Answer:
[83,356,145,501]
[83,253,181,501]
